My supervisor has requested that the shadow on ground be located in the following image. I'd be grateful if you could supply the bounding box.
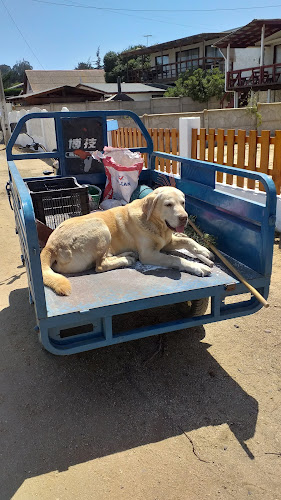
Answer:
[0,287,258,499]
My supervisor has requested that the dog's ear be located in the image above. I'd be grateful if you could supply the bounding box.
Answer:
[142,192,160,220]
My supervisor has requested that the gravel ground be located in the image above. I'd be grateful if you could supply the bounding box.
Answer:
[0,147,280,500]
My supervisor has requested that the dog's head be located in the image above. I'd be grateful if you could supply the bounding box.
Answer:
[142,186,188,232]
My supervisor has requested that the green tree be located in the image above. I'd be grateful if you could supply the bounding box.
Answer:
[1,64,17,88]
[0,66,13,89]
[12,59,33,83]
[103,51,120,82]
[103,46,150,83]
[165,68,225,102]
[95,46,102,69]
[0,64,12,76]
[1,59,33,95]
[75,58,94,70]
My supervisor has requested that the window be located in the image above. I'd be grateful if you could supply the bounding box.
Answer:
[274,44,281,64]
[176,48,200,72]
[205,45,221,58]
[155,55,172,79]
[205,45,223,71]
[155,55,169,66]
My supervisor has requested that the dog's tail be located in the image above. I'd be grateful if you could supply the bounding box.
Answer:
[40,247,71,296]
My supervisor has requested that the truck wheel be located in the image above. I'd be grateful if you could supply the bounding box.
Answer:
[178,297,209,317]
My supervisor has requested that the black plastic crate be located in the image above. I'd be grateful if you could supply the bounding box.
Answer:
[26,177,90,229]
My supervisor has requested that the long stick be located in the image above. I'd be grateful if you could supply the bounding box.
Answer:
[188,219,269,308]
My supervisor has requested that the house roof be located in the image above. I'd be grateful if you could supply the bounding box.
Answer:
[24,69,105,93]
[78,83,165,94]
[215,19,281,48]
[8,85,105,104]
[122,31,231,57]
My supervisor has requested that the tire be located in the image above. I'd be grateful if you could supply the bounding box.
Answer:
[178,297,210,317]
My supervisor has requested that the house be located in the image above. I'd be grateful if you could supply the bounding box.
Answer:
[7,85,105,106]
[77,83,166,101]
[214,19,281,106]
[122,31,230,84]
[24,69,105,94]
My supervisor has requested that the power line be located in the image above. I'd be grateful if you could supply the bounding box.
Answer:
[32,0,281,13]
[31,0,207,28]
[0,0,45,69]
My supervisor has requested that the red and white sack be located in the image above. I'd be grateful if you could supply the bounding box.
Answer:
[102,147,143,203]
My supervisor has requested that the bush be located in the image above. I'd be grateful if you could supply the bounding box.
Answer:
[165,68,225,102]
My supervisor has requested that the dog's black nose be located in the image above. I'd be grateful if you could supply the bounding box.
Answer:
[179,215,188,224]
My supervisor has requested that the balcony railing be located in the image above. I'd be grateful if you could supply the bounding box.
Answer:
[227,63,281,91]
[127,57,225,83]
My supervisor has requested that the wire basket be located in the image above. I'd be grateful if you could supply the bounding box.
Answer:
[26,177,90,230]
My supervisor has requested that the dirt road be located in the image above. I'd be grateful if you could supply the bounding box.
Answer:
[0,148,280,500]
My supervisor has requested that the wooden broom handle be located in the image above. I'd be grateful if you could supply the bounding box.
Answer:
[188,219,269,308]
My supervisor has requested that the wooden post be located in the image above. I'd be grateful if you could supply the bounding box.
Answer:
[216,129,225,183]
[0,71,11,145]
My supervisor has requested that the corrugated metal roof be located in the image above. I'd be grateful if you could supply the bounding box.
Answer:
[78,83,165,93]
[25,70,105,93]
[215,19,281,48]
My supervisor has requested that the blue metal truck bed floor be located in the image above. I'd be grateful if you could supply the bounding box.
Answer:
[44,257,261,318]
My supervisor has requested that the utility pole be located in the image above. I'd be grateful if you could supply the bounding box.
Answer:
[0,71,11,145]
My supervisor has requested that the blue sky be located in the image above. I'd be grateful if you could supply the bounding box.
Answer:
[1,0,281,70]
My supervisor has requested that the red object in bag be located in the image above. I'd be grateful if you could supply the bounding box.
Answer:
[102,150,143,203]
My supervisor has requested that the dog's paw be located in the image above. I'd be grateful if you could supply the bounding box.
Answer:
[124,254,137,267]
[193,263,212,277]
[196,245,214,261]
[197,254,214,268]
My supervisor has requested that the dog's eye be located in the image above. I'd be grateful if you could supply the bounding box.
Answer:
[165,202,173,207]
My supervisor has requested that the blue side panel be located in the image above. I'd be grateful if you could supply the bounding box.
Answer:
[186,199,264,274]
[151,152,276,277]
[8,161,47,320]
[181,158,215,188]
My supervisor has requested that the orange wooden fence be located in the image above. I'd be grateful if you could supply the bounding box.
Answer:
[111,127,179,175]
[191,128,281,194]
[111,126,281,195]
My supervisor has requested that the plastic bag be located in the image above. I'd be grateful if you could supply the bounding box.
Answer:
[101,147,143,203]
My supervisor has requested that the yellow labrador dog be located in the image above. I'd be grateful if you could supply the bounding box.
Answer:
[40,186,214,295]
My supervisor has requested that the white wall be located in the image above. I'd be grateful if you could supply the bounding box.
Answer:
[232,48,261,70]
[12,94,221,116]
[8,106,57,150]
[231,44,275,71]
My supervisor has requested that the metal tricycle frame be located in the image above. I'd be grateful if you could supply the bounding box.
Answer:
[6,110,276,355]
